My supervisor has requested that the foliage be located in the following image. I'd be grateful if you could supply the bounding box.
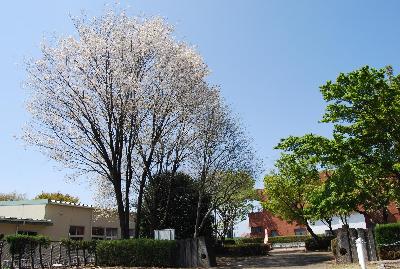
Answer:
[304,236,335,251]
[6,234,50,254]
[268,235,311,244]
[96,239,177,267]
[235,237,264,244]
[0,191,27,201]
[319,65,400,213]
[215,243,269,257]
[23,8,257,239]
[375,222,400,246]
[214,172,255,240]
[35,192,79,203]
[5,234,51,269]
[262,144,321,240]
[141,172,213,239]
[269,66,400,228]
[221,239,236,245]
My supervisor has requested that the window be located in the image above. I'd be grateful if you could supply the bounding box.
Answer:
[92,227,105,240]
[270,230,279,237]
[105,228,118,240]
[251,226,263,234]
[294,228,307,236]
[69,226,84,240]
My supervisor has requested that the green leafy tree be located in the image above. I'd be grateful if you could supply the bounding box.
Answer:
[140,172,213,239]
[319,65,400,222]
[263,149,321,240]
[35,192,79,203]
[214,173,255,240]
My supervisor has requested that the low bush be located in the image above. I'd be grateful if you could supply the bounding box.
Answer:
[236,235,310,245]
[375,223,400,260]
[6,234,51,269]
[269,235,311,244]
[216,243,270,256]
[221,239,236,245]
[96,239,177,267]
[235,237,264,244]
[305,236,334,251]
[375,223,400,246]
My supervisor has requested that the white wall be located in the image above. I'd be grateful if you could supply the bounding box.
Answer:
[309,212,366,234]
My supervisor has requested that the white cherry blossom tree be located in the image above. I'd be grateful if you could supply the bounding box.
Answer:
[23,10,209,239]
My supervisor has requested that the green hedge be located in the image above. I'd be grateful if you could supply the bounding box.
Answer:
[375,223,400,246]
[238,235,311,244]
[235,237,264,244]
[305,236,334,251]
[216,243,270,257]
[5,234,51,269]
[375,222,400,260]
[96,239,177,267]
[269,235,311,244]
[221,239,236,245]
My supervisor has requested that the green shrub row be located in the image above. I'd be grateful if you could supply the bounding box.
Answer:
[269,235,311,244]
[236,235,312,245]
[215,243,270,257]
[96,239,177,267]
[375,223,400,260]
[235,237,264,244]
[5,234,51,269]
[221,239,236,245]
[305,236,334,251]
[60,238,97,266]
[375,223,400,246]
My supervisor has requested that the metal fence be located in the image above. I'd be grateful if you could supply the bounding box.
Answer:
[0,241,95,269]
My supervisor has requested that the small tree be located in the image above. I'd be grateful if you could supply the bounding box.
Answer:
[0,192,26,201]
[141,172,213,239]
[35,192,79,203]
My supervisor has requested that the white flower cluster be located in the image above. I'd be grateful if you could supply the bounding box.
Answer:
[23,10,258,236]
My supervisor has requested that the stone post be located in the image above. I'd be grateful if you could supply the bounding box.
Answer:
[366,228,378,261]
[336,225,353,263]
[349,228,358,262]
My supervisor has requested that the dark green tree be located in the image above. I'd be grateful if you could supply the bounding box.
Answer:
[140,172,213,239]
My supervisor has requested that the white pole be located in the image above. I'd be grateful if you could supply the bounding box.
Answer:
[356,237,367,269]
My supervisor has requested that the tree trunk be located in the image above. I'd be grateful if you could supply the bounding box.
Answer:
[114,180,129,239]
[305,222,319,241]
[134,172,147,238]
[193,190,203,238]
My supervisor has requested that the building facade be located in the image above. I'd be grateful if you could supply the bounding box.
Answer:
[0,199,135,240]
[248,191,400,238]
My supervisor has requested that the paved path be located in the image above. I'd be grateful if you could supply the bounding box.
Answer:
[217,251,335,269]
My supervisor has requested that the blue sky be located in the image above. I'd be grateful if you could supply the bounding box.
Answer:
[1,0,400,234]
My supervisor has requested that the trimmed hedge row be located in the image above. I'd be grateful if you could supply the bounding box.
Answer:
[215,243,270,257]
[375,222,400,260]
[236,235,311,245]
[5,234,51,269]
[305,236,335,251]
[96,238,177,267]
